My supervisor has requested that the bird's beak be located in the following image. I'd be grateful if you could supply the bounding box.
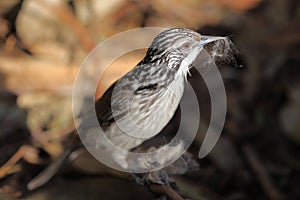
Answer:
[198,35,225,46]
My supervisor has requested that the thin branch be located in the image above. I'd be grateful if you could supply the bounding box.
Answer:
[243,144,285,200]
[150,184,185,200]
[0,146,26,179]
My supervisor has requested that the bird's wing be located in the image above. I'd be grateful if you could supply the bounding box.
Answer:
[94,82,116,127]
[94,80,139,127]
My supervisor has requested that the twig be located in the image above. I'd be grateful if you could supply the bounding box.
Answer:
[150,184,185,200]
[4,35,17,52]
[0,146,26,179]
[243,144,285,200]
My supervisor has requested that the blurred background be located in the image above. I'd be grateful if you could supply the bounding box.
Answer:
[0,0,300,199]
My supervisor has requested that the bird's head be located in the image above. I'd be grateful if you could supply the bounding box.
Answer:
[141,28,226,75]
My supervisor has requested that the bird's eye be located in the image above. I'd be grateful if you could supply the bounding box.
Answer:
[182,42,191,49]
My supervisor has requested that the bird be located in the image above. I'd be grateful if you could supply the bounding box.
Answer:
[27,28,227,190]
